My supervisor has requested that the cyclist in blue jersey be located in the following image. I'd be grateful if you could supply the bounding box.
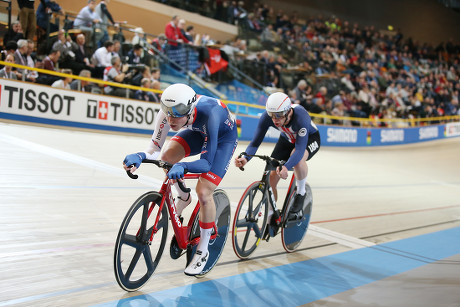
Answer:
[123,83,238,276]
[235,92,320,222]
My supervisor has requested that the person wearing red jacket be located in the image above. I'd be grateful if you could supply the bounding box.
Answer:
[164,15,189,49]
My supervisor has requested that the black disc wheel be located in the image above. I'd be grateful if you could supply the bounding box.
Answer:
[281,183,313,252]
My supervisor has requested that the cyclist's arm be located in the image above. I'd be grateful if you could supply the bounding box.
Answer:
[144,110,170,159]
[245,112,271,158]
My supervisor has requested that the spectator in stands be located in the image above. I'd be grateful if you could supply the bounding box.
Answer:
[51,68,73,89]
[1,41,18,61]
[150,67,160,83]
[112,24,125,43]
[134,78,157,102]
[25,39,39,81]
[260,24,277,49]
[3,21,24,43]
[95,0,118,48]
[52,30,78,69]
[17,0,37,40]
[103,55,131,97]
[37,48,60,85]
[130,65,150,87]
[70,69,98,93]
[314,86,328,107]
[92,40,114,77]
[164,15,189,50]
[131,27,147,47]
[36,0,64,34]
[0,54,18,80]
[331,101,346,125]
[73,0,102,47]
[127,44,143,65]
[151,34,166,53]
[13,39,29,80]
[112,40,125,62]
[292,79,309,108]
[151,79,161,98]
[178,19,187,39]
[73,33,95,75]
[184,26,195,44]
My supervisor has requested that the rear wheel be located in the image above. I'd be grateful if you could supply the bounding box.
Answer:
[281,183,313,252]
[114,191,168,291]
[186,189,231,277]
[232,182,269,259]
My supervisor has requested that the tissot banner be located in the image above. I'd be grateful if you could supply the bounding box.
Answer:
[0,79,160,134]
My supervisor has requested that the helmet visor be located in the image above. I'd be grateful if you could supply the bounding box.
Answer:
[160,103,192,118]
[267,110,288,119]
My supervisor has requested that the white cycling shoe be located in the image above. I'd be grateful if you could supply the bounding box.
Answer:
[184,250,209,276]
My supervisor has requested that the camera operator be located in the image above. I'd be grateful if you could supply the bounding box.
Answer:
[103,55,132,98]
[129,64,149,86]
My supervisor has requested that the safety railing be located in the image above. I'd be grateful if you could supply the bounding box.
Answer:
[0,60,162,99]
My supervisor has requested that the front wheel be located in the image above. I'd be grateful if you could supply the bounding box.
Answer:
[281,183,313,252]
[232,182,269,259]
[114,191,168,291]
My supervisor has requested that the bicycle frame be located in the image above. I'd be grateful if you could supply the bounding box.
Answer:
[154,174,218,250]
[260,163,297,224]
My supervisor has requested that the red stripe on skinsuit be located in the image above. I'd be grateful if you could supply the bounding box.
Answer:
[171,136,191,157]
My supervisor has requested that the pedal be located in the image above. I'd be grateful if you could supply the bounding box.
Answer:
[262,226,270,241]
[170,234,185,260]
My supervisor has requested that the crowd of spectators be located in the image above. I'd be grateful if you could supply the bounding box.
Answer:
[222,3,460,126]
[1,0,459,126]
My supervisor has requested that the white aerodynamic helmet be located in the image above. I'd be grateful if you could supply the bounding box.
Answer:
[265,92,292,118]
[160,83,197,117]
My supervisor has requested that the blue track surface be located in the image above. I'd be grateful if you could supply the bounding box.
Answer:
[93,227,460,307]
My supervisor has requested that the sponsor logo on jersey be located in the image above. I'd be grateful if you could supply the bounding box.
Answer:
[298,127,307,137]
[308,141,319,153]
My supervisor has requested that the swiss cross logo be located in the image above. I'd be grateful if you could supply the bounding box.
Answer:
[98,101,108,120]
[87,99,109,120]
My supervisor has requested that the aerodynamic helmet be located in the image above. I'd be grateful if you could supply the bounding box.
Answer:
[265,92,291,118]
[160,83,197,117]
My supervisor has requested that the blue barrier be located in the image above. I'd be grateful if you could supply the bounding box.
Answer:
[236,114,460,146]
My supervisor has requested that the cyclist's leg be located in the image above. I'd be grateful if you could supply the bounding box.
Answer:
[289,151,309,216]
[270,136,294,202]
[185,136,237,275]
[161,130,204,215]
[290,131,321,217]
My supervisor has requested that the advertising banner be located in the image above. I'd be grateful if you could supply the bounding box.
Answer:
[0,79,160,134]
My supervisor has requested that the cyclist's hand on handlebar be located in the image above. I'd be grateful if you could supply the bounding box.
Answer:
[167,162,186,180]
[123,152,146,173]
[276,165,289,180]
[234,156,248,168]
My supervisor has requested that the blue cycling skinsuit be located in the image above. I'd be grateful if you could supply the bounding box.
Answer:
[245,105,320,168]
[147,95,238,185]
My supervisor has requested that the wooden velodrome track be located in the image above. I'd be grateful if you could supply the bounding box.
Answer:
[1,121,459,306]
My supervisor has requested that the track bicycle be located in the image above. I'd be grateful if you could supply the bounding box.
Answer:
[114,159,231,292]
[232,153,313,259]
